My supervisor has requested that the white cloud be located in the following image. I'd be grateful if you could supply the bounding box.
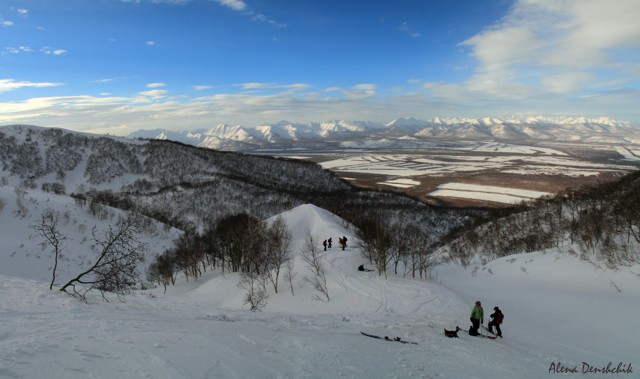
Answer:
[0,79,63,93]
[325,84,377,100]
[90,76,137,84]
[1,20,14,27]
[4,46,34,54]
[16,8,29,16]
[3,80,640,137]
[211,0,285,28]
[399,22,421,38]
[4,46,67,56]
[192,85,213,91]
[147,82,166,88]
[235,83,311,96]
[251,13,286,28]
[542,72,594,94]
[121,0,189,4]
[138,89,168,99]
[237,83,311,92]
[461,0,640,96]
[214,0,247,11]
[41,47,67,56]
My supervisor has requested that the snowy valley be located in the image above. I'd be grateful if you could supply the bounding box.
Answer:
[1,124,639,378]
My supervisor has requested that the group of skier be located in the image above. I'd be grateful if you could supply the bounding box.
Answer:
[319,236,504,340]
[322,236,348,251]
[469,301,504,338]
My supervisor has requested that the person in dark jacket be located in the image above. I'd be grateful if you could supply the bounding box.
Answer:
[488,306,504,337]
[469,301,484,336]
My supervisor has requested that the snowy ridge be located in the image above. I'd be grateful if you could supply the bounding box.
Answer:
[128,116,640,151]
[2,199,639,378]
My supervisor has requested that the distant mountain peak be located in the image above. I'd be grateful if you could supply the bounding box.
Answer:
[127,116,638,151]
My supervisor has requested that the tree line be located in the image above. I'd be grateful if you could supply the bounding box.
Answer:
[443,170,640,267]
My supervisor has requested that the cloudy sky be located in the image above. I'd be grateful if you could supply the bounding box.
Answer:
[1,0,639,135]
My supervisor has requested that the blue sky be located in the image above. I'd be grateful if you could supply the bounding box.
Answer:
[1,0,639,135]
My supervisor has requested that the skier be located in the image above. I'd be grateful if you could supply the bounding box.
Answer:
[328,237,332,248]
[469,301,484,336]
[323,240,327,251]
[341,236,348,250]
[488,306,503,338]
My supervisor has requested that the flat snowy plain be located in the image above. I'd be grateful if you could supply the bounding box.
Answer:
[313,142,640,205]
[1,189,639,378]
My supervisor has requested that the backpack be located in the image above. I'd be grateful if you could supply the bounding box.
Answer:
[495,310,504,324]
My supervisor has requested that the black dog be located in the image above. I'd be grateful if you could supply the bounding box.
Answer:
[444,326,462,338]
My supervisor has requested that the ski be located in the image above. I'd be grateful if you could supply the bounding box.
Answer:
[360,331,418,345]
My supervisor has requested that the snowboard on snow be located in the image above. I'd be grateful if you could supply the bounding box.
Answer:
[481,325,501,339]
[360,331,418,345]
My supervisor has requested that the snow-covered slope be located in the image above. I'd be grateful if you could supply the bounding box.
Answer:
[0,186,181,283]
[1,203,638,378]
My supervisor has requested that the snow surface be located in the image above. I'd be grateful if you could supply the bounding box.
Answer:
[1,199,639,378]
[379,178,421,189]
[319,152,638,181]
[429,183,552,205]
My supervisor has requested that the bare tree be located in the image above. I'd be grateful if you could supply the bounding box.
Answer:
[240,272,269,311]
[301,231,330,302]
[264,216,291,293]
[147,250,176,293]
[30,209,67,290]
[173,230,204,281]
[284,257,296,296]
[357,216,392,277]
[60,215,147,300]
[14,185,28,217]
[213,213,261,273]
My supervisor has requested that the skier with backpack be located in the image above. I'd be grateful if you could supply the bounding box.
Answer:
[488,306,504,338]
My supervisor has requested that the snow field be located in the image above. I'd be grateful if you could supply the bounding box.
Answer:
[429,183,552,205]
[1,201,639,378]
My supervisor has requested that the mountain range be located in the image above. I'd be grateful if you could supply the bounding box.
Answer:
[128,116,640,151]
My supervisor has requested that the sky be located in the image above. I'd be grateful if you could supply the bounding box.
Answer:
[1,0,640,135]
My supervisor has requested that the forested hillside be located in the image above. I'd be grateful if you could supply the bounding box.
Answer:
[442,170,640,267]
[0,125,483,266]
[5,124,639,279]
